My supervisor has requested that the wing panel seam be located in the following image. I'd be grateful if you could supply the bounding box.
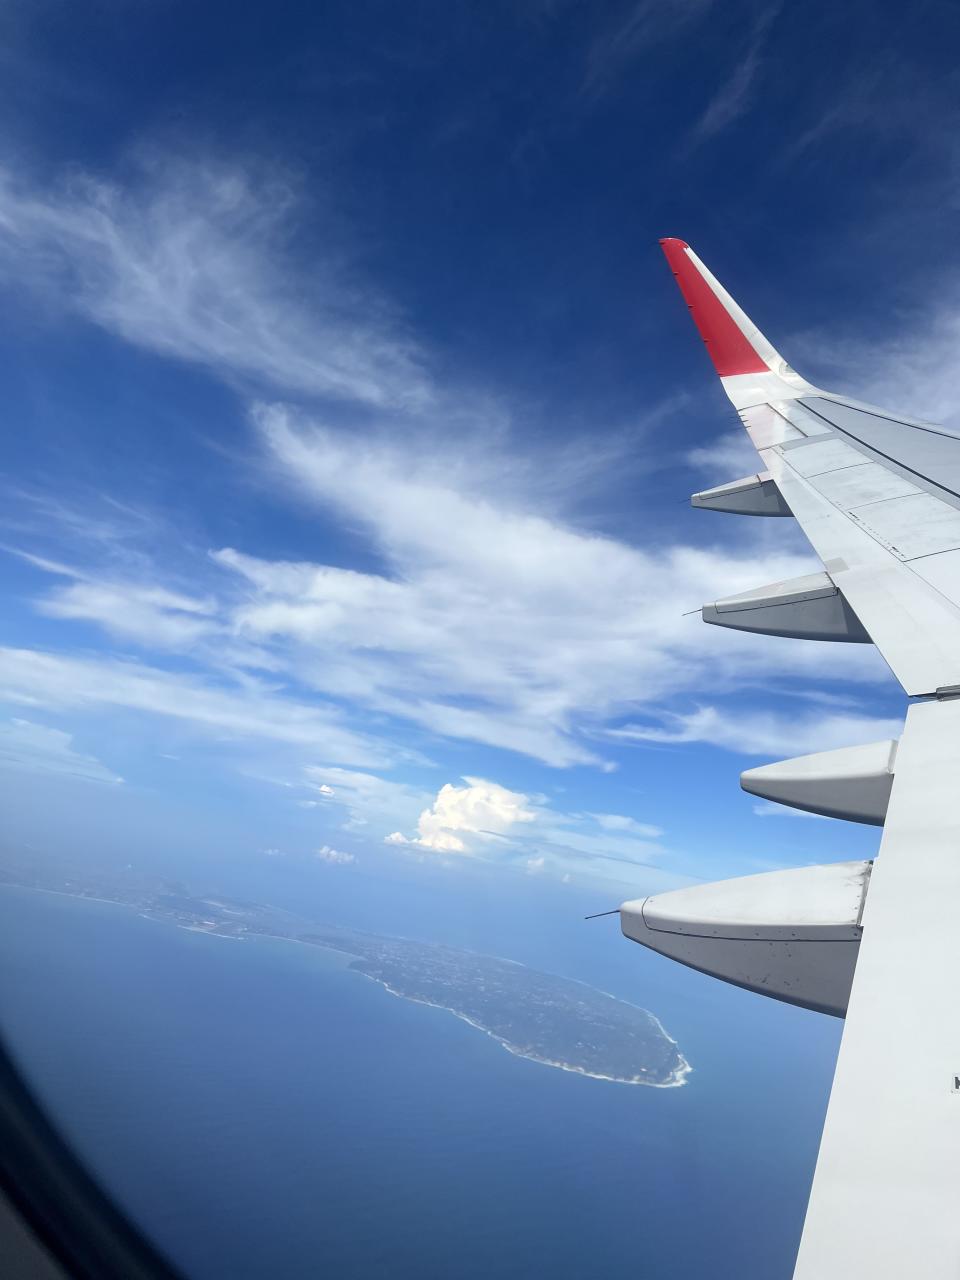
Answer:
[799,400,960,507]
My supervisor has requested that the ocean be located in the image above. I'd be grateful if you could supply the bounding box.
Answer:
[0,885,840,1279]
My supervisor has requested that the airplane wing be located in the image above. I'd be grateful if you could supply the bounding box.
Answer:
[625,239,960,1279]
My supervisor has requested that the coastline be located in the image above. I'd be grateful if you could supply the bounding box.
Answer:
[0,883,691,1088]
[353,969,692,1089]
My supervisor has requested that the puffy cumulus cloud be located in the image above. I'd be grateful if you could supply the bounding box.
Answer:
[315,845,355,865]
[0,154,430,409]
[380,777,671,886]
[0,717,123,784]
[412,778,536,853]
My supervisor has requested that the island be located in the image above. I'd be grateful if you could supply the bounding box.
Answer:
[0,858,690,1088]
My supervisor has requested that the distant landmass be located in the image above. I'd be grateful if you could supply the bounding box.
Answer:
[306,931,689,1086]
[0,859,690,1088]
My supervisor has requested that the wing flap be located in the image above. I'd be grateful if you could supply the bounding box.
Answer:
[792,696,960,1278]
[763,445,960,694]
[806,462,921,509]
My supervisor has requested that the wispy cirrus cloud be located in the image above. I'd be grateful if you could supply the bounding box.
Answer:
[588,812,662,837]
[0,717,123,784]
[791,297,960,431]
[0,153,431,409]
[303,765,433,834]
[207,403,890,764]
[0,140,899,883]
[687,3,781,146]
[4,399,892,772]
[611,705,903,758]
[686,430,762,478]
[583,0,715,97]
[0,646,398,767]
[780,51,950,165]
[24,554,219,649]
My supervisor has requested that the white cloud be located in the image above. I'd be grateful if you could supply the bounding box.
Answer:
[303,766,432,834]
[518,821,666,874]
[612,705,904,758]
[3,548,222,651]
[688,4,780,145]
[380,775,669,885]
[315,844,355,865]
[692,48,763,141]
[1,348,895,789]
[686,431,760,478]
[751,801,826,820]
[0,147,898,782]
[793,297,960,431]
[411,777,536,853]
[12,424,887,776]
[583,0,715,96]
[0,647,397,766]
[0,717,122,784]
[0,144,910,828]
[0,155,430,409]
[41,579,218,648]
[588,812,663,837]
[197,405,891,767]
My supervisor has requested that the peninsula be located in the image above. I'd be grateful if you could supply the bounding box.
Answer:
[0,859,690,1087]
[307,930,690,1087]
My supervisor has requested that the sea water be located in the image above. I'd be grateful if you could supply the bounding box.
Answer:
[0,886,839,1279]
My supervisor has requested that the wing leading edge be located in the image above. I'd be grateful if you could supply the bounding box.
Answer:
[631,240,960,1279]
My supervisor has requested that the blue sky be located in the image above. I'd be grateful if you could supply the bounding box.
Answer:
[2,0,955,915]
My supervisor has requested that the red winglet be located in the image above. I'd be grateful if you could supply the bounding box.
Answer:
[659,237,769,378]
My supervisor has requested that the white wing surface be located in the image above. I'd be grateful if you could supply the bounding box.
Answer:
[651,240,960,1279]
[661,236,960,697]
